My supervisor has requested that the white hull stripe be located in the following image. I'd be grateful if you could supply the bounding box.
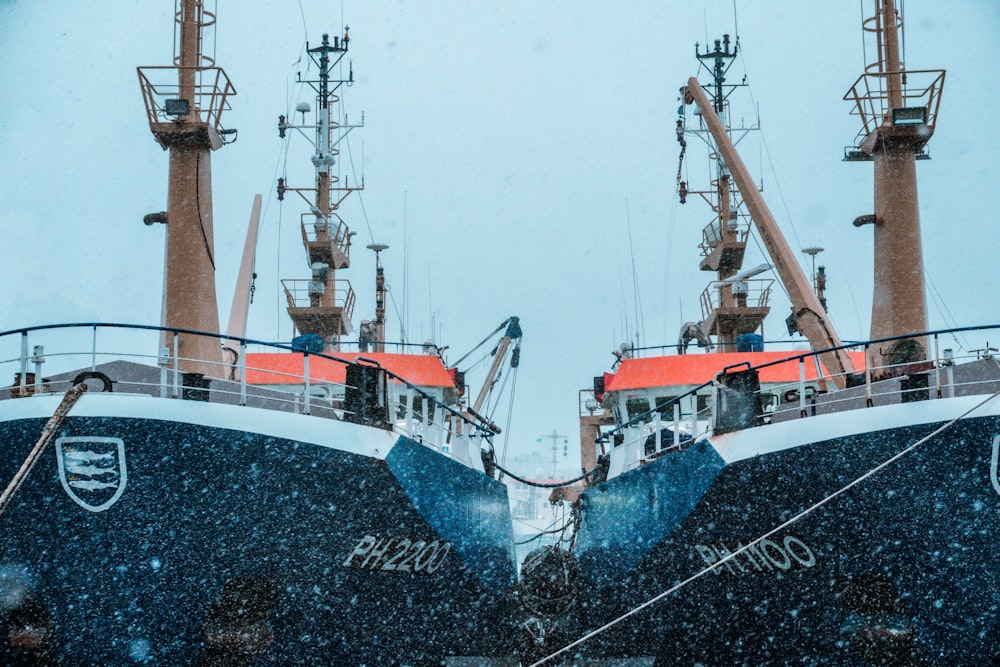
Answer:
[712,395,1000,464]
[0,393,396,460]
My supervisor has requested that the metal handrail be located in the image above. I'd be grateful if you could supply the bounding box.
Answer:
[0,322,493,442]
[602,323,1000,439]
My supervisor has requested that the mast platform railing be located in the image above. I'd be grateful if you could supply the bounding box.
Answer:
[281,279,356,318]
[699,278,773,318]
[137,65,236,144]
[843,68,945,148]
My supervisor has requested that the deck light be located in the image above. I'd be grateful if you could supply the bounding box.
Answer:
[891,106,927,126]
[164,98,190,116]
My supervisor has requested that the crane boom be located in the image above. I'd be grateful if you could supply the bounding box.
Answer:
[471,317,522,413]
[684,77,856,387]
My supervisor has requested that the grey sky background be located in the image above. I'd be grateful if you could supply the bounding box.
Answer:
[2,1,998,475]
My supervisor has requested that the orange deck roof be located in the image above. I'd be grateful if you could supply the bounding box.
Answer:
[245,352,455,387]
[605,350,867,392]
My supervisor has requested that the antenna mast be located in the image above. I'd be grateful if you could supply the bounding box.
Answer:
[277,28,364,351]
[678,35,773,352]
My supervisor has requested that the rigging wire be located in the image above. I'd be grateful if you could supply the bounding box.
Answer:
[497,352,520,474]
[625,199,646,350]
[837,258,866,340]
[296,0,309,46]
[528,387,1000,666]
[738,52,806,256]
[925,265,971,351]
[514,512,574,546]
[344,135,376,246]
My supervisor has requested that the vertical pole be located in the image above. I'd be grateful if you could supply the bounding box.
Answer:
[33,348,42,395]
[159,346,170,398]
[91,325,98,371]
[864,343,873,407]
[18,333,27,395]
[239,342,247,406]
[798,358,807,418]
[934,333,942,398]
[303,352,311,415]
[172,332,180,399]
[654,411,661,454]
[673,402,681,449]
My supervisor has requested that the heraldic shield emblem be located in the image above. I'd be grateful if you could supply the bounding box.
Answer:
[56,436,128,512]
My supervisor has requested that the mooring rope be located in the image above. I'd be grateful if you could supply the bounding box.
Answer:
[528,388,1000,666]
[0,383,88,519]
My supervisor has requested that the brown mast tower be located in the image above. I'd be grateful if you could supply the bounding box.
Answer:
[844,0,945,370]
[138,0,236,378]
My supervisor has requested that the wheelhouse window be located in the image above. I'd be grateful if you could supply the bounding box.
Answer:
[625,397,651,421]
[654,396,680,417]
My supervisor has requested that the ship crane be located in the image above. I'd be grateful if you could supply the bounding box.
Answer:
[449,317,523,431]
[683,78,857,387]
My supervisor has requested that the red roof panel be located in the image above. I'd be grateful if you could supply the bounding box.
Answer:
[605,350,867,392]
[245,352,455,387]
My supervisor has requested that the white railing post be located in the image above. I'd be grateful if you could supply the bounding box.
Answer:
[944,348,955,398]
[18,332,27,395]
[158,346,170,398]
[673,402,681,449]
[303,352,311,415]
[239,342,247,406]
[654,411,662,454]
[798,357,807,417]
[864,343,873,407]
[32,345,44,395]
[172,332,180,399]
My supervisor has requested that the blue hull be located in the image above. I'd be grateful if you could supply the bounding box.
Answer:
[572,416,1000,664]
[0,414,517,665]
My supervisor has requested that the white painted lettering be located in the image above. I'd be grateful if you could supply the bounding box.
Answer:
[715,543,746,574]
[342,535,376,567]
[363,536,392,569]
[746,542,774,571]
[423,541,451,574]
[695,544,721,574]
[737,542,764,571]
[343,536,451,575]
[759,539,792,570]
[783,535,816,567]
[692,534,817,577]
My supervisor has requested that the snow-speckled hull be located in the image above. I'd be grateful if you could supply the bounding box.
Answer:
[572,402,1000,664]
[0,395,517,666]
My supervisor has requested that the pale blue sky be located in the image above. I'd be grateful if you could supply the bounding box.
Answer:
[2,1,997,472]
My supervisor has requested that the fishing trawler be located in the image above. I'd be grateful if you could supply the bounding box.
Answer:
[523,2,1000,664]
[0,3,520,665]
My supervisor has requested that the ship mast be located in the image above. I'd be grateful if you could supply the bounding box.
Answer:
[138,0,236,378]
[678,35,772,352]
[682,38,857,386]
[844,0,945,369]
[277,30,362,352]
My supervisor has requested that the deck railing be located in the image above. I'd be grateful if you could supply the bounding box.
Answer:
[596,324,1000,474]
[0,323,492,468]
